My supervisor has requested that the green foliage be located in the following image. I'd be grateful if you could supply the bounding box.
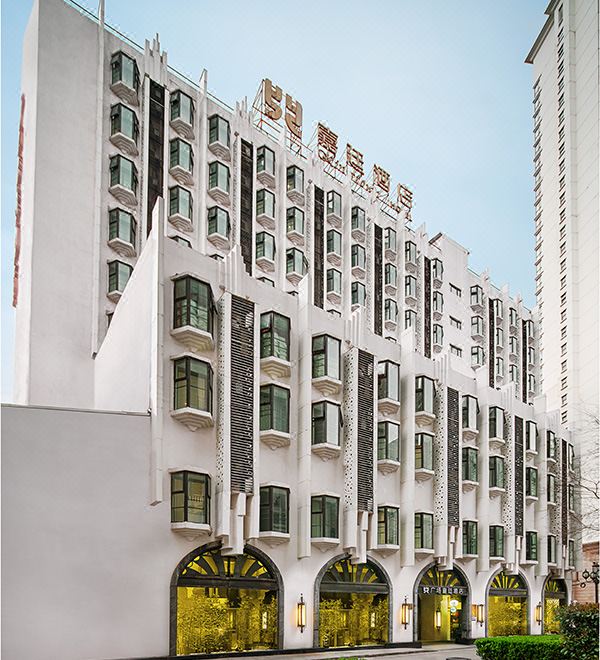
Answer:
[474,635,562,660]
[557,603,599,660]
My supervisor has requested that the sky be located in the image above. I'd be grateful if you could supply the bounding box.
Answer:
[1,0,548,401]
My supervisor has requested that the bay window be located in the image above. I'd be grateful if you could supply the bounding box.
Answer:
[462,447,478,482]
[489,525,504,557]
[109,208,136,246]
[260,384,290,433]
[287,166,304,193]
[111,51,139,91]
[173,276,213,333]
[110,103,139,143]
[489,406,504,439]
[326,269,342,294]
[260,486,289,534]
[526,467,538,497]
[351,282,366,306]
[311,495,339,539]
[405,275,417,299]
[170,89,194,125]
[208,114,230,147]
[256,232,276,260]
[462,395,479,430]
[352,244,366,268]
[170,138,193,172]
[108,260,132,294]
[327,229,342,255]
[257,145,275,175]
[208,161,230,192]
[526,531,538,561]
[351,206,365,232]
[463,520,478,555]
[256,189,275,218]
[260,311,290,361]
[312,401,341,446]
[207,206,230,238]
[378,422,400,462]
[312,335,341,379]
[327,190,342,216]
[378,361,400,401]
[109,155,138,193]
[385,263,397,287]
[489,456,505,488]
[286,207,304,235]
[173,357,212,412]
[415,512,433,549]
[169,186,192,220]
[415,376,435,414]
[171,471,210,524]
[415,433,433,470]
[378,507,399,545]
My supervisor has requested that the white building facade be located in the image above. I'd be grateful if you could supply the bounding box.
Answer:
[2,1,582,658]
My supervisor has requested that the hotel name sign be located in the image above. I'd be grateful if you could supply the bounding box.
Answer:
[257,78,413,218]
[419,586,468,596]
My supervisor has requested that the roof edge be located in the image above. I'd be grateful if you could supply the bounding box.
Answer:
[525,0,558,64]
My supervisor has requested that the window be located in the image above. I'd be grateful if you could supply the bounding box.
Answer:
[526,467,538,497]
[385,264,397,287]
[568,539,575,567]
[462,447,478,482]
[108,260,132,294]
[311,495,339,538]
[260,311,290,361]
[173,356,212,412]
[471,346,484,367]
[548,535,557,564]
[326,269,342,294]
[528,374,536,393]
[547,430,557,460]
[260,384,290,433]
[489,407,504,439]
[385,299,398,323]
[509,365,518,383]
[495,327,504,348]
[568,444,574,470]
[260,486,289,533]
[405,240,417,264]
[433,324,444,346]
[492,299,503,318]
[170,138,193,173]
[495,357,504,378]
[509,308,518,326]
[286,207,304,235]
[327,229,342,255]
[415,513,433,549]
[109,155,138,193]
[110,103,139,143]
[463,521,478,555]
[312,335,341,379]
[462,395,479,430]
[449,316,461,329]
[351,244,366,268]
[378,507,399,545]
[326,190,341,216]
[415,433,433,470]
[526,531,538,561]
[207,206,230,238]
[378,361,400,401]
[405,309,417,329]
[450,283,462,297]
[509,335,518,354]
[351,282,366,306]
[351,206,365,232]
[523,421,537,453]
[259,277,274,287]
[208,115,230,147]
[170,235,191,248]
[286,248,307,275]
[433,292,444,314]
[257,146,275,175]
[109,208,136,246]
[431,258,443,281]
[256,232,275,260]
[547,474,556,504]
[450,345,462,357]
[312,401,341,446]
[489,525,504,557]
[471,316,484,336]
[568,484,574,511]
[169,186,192,220]
[111,51,139,91]
[256,189,275,218]
[378,422,400,462]
[208,161,230,192]
[405,275,417,299]
[489,456,505,489]
[171,471,210,524]
[385,227,397,252]
[528,347,536,366]
[470,285,483,306]
[415,376,435,414]
[170,90,194,125]
[173,276,213,333]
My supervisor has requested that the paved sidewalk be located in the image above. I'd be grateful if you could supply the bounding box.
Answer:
[225,645,479,660]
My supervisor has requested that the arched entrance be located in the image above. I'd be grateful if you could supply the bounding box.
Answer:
[543,578,568,633]
[315,555,391,648]
[487,572,528,637]
[170,543,283,655]
[415,565,470,642]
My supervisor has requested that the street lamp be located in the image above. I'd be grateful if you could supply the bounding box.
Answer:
[579,562,600,604]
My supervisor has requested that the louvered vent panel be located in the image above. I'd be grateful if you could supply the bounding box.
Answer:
[521,320,528,403]
[357,350,374,512]
[447,387,460,525]
[240,140,254,274]
[489,300,496,388]
[374,226,382,335]
[314,187,324,308]
[561,439,568,542]
[424,257,432,358]
[515,416,524,536]
[147,80,165,236]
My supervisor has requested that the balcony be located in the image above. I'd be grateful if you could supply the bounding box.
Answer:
[312,537,339,552]
[286,227,304,247]
[286,187,304,207]
[170,115,194,141]
[352,226,365,243]
[207,229,230,252]
[327,290,342,306]
[489,486,506,498]
[169,164,194,187]
[171,407,214,431]
[415,468,434,482]
[462,480,479,493]
[312,443,341,461]
[312,375,342,397]
[257,169,276,189]
[327,209,342,229]
[171,521,211,542]
[109,182,137,208]
[327,251,342,268]
[260,429,291,451]
[377,458,400,475]
[260,355,292,379]
[109,131,138,157]
[258,531,290,547]
[170,326,214,353]
[110,80,138,107]
[168,211,193,234]
[415,410,436,429]
[208,139,231,162]
[207,183,230,207]
[256,254,275,273]
[107,236,136,259]
[462,427,479,445]
[352,265,366,280]
[378,398,400,416]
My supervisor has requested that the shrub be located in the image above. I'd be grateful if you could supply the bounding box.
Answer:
[557,603,599,660]
[474,635,562,660]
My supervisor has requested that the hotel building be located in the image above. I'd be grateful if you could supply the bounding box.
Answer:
[1,0,582,658]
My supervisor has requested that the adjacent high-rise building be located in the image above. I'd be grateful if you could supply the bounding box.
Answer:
[1,1,585,658]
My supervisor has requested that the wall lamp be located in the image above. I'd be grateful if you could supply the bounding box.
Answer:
[477,604,485,626]
[535,602,543,625]
[401,597,413,629]
[297,594,306,632]
[434,608,442,630]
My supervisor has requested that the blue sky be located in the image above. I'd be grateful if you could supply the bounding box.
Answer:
[1,0,547,400]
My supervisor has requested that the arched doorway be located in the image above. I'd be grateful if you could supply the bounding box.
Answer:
[543,578,568,633]
[315,555,391,648]
[415,565,470,642]
[487,572,528,637]
[170,543,282,655]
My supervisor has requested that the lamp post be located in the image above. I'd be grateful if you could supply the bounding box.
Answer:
[579,562,600,604]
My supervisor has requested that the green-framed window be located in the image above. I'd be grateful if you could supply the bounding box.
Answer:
[109,155,138,193]
[259,486,289,533]
[109,208,136,246]
[311,495,339,538]
[433,323,444,345]
[470,285,483,306]
[568,539,574,567]
[471,315,484,336]
[547,474,557,503]
[462,520,478,555]
[384,227,396,251]
[433,291,444,314]
[170,90,194,125]
[405,275,417,298]
[327,229,342,255]
[405,310,416,329]
[378,506,399,545]
[378,422,399,462]
[546,430,557,459]
[415,512,433,549]
[110,103,139,143]
[415,433,433,470]
[173,357,213,412]
[256,232,275,260]
[548,535,557,564]
[108,260,132,293]
[415,376,435,414]
[312,401,341,446]
[208,114,230,146]
[526,531,537,561]
[208,161,230,192]
[207,206,230,238]
[173,276,213,333]
[525,421,538,452]
[169,186,192,220]
[405,240,417,263]
[385,263,397,287]
[489,406,504,439]
[385,299,398,322]
[260,385,290,433]
[312,335,341,379]
[489,525,504,557]
[326,269,341,294]
[171,471,210,524]
[489,456,505,488]
[111,51,139,91]
[351,282,366,306]
[286,207,304,235]
[526,467,538,497]
[260,311,290,361]
[257,146,275,175]
[378,361,400,401]
[568,483,574,511]
[286,248,307,275]
[351,206,365,232]
[462,447,478,482]
[431,258,443,281]
[257,189,275,217]
[327,190,341,216]
[509,307,518,326]
[170,138,194,172]
[287,165,304,193]
[462,395,479,430]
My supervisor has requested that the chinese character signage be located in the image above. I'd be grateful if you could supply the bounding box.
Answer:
[259,78,303,143]
[419,586,468,596]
